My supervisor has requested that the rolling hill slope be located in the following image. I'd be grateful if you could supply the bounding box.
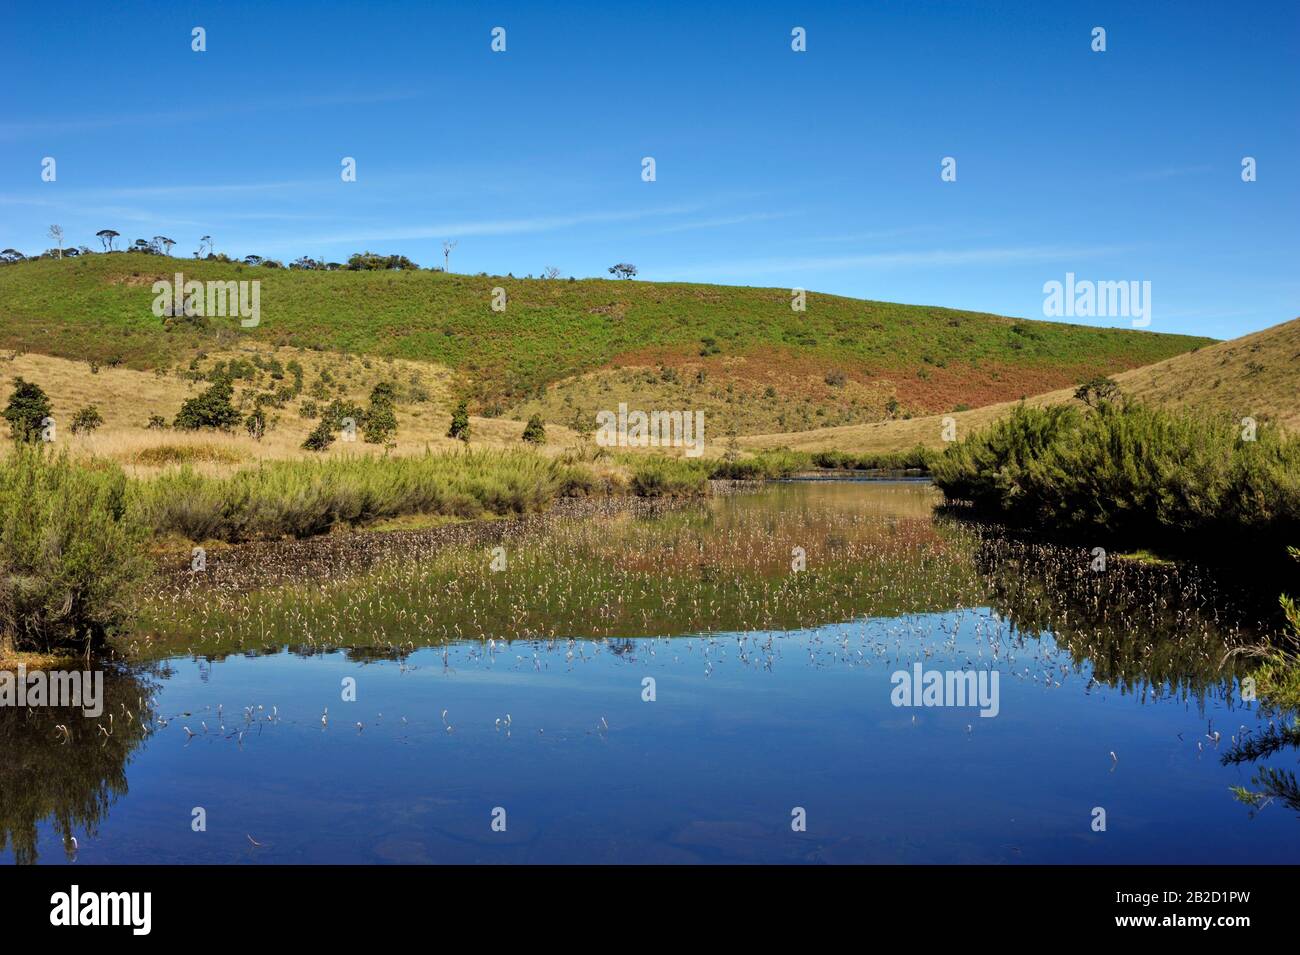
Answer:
[740,315,1300,454]
[0,253,1212,436]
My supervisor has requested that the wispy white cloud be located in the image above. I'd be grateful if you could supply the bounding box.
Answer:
[0,92,421,141]
[254,204,710,252]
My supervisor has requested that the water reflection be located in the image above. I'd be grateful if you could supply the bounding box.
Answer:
[5,482,1298,863]
[968,532,1267,702]
[0,664,158,864]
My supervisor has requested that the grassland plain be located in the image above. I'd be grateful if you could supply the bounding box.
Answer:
[0,253,1211,436]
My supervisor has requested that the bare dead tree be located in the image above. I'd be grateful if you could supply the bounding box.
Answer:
[442,240,457,272]
[48,225,64,258]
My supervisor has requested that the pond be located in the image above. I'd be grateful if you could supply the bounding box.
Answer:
[4,481,1298,864]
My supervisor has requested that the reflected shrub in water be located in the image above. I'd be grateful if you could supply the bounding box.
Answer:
[968,530,1261,703]
[0,664,155,863]
[0,446,150,653]
[1253,546,1300,713]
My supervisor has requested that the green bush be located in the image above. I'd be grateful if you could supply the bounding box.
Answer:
[1253,547,1300,712]
[321,397,363,430]
[522,414,546,445]
[447,399,470,442]
[69,405,104,435]
[0,447,150,653]
[709,449,810,480]
[932,401,1300,558]
[362,382,398,444]
[301,419,335,452]
[174,379,241,431]
[3,378,52,443]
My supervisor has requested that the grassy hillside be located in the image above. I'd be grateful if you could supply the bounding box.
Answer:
[742,316,1300,454]
[1111,315,1300,430]
[0,347,582,476]
[0,253,1211,435]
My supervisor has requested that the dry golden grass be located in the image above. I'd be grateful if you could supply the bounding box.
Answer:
[0,345,580,476]
[1109,315,1300,432]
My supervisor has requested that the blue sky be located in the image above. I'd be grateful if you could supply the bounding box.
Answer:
[2,0,1296,340]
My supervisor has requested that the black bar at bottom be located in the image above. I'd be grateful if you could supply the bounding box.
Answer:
[0,864,1273,940]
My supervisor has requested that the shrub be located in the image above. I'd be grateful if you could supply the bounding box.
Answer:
[708,449,810,480]
[932,401,1300,560]
[3,378,52,443]
[301,419,335,452]
[1254,547,1300,712]
[1074,375,1121,408]
[174,379,241,431]
[447,399,470,442]
[321,398,363,431]
[245,408,267,441]
[69,405,104,435]
[522,414,546,445]
[146,414,168,430]
[0,447,150,653]
[362,382,398,444]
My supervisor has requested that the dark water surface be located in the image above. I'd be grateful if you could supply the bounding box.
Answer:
[5,482,1298,864]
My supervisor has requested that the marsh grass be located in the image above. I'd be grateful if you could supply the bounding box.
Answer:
[136,489,984,657]
[620,449,810,496]
[132,442,244,467]
[131,448,601,543]
[811,446,935,472]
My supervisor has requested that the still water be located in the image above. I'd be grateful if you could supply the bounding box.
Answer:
[4,482,1297,864]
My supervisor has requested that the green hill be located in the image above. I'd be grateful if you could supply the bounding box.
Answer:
[0,253,1213,435]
